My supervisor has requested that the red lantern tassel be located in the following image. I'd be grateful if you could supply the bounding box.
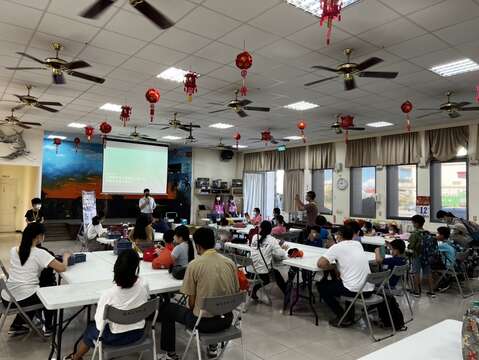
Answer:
[240,70,248,96]
[150,104,155,122]
[405,116,411,132]
[344,129,349,144]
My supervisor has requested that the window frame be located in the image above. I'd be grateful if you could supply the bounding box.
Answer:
[429,157,469,223]
[349,166,377,219]
[312,168,334,215]
[386,164,418,220]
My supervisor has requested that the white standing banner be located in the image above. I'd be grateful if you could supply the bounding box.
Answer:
[82,191,97,226]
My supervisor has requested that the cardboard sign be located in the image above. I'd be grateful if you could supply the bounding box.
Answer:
[416,196,431,217]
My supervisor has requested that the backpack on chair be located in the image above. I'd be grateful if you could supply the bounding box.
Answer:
[420,231,439,266]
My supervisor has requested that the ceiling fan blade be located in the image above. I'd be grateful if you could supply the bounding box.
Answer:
[449,111,461,118]
[132,0,175,29]
[21,121,42,126]
[416,111,442,119]
[53,72,65,84]
[16,52,45,65]
[279,139,291,142]
[243,106,270,112]
[237,99,252,107]
[65,60,91,70]
[80,0,115,18]
[304,75,338,87]
[457,101,471,108]
[459,107,479,111]
[237,110,248,118]
[37,101,62,106]
[344,76,356,91]
[311,65,338,72]
[209,109,229,114]
[178,126,192,132]
[356,57,383,71]
[68,70,105,84]
[358,71,398,79]
[349,127,365,131]
[34,104,59,112]
[17,123,31,129]
[6,67,45,70]
[12,104,26,111]
[270,139,279,144]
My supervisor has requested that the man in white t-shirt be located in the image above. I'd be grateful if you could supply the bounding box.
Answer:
[317,225,374,327]
[138,188,156,218]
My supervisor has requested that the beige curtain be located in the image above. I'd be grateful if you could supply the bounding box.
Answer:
[309,143,335,169]
[263,150,285,171]
[283,170,304,212]
[243,152,263,172]
[477,126,479,161]
[379,132,420,165]
[426,126,469,161]
[345,138,378,167]
[285,147,306,170]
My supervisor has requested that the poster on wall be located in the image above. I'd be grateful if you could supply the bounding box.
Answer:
[82,190,97,226]
[416,196,431,218]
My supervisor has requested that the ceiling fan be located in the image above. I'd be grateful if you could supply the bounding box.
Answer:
[112,126,156,141]
[416,91,479,119]
[249,130,290,145]
[0,110,42,129]
[80,0,174,29]
[209,89,270,118]
[3,84,63,113]
[149,112,200,132]
[184,124,197,144]
[214,138,235,151]
[6,42,106,84]
[305,48,399,91]
[331,114,365,134]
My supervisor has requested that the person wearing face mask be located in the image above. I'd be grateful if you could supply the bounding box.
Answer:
[25,198,44,224]
[138,188,156,220]
[224,195,238,218]
[212,196,225,217]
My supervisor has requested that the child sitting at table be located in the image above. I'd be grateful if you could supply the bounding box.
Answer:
[271,215,287,236]
[163,230,175,252]
[129,213,154,251]
[171,225,195,267]
[64,250,149,360]
[374,239,407,288]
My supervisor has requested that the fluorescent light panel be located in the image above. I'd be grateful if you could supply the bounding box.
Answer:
[284,135,303,140]
[285,0,360,17]
[157,67,188,82]
[162,135,182,140]
[209,123,234,129]
[236,144,248,149]
[366,121,394,128]
[430,58,479,77]
[67,122,86,128]
[284,101,319,111]
[100,103,122,112]
[47,135,67,140]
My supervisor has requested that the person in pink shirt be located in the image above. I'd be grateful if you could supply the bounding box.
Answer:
[250,208,263,225]
[271,215,287,236]
[212,196,225,216]
[225,196,238,217]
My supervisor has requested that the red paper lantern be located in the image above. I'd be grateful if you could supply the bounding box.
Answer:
[476,85,479,103]
[340,114,355,143]
[145,88,160,122]
[53,137,61,154]
[184,71,198,102]
[73,137,81,153]
[85,125,94,142]
[233,132,241,148]
[120,105,132,127]
[297,120,307,143]
[401,100,413,132]
[261,130,272,144]
[235,50,253,96]
[320,0,342,45]
[99,121,112,135]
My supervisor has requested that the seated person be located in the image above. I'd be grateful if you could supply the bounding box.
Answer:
[85,215,108,252]
[129,213,154,250]
[163,230,175,252]
[250,208,263,225]
[437,226,456,268]
[388,223,400,236]
[212,196,225,217]
[25,197,44,224]
[151,208,170,233]
[215,218,233,250]
[306,226,325,247]
[64,250,148,360]
[171,225,195,267]
[317,225,374,327]
[271,215,287,236]
[374,239,407,288]
[250,221,288,301]
[2,223,70,336]
[158,228,240,359]
[225,196,238,218]
[363,221,376,236]
[346,220,363,240]
[271,207,281,226]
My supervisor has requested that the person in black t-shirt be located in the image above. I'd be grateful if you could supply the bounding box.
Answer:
[25,198,44,224]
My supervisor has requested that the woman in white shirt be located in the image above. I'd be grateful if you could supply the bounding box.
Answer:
[1,223,70,336]
[65,249,149,360]
[250,221,288,301]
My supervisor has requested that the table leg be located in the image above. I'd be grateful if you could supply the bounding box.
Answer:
[48,311,57,360]
[56,309,64,360]
[305,271,319,326]
[289,268,300,316]
[87,305,91,324]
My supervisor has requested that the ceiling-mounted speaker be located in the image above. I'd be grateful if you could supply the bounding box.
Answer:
[220,150,234,161]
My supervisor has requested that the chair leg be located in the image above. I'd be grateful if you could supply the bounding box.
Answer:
[181,331,196,360]
[195,334,202,360]
[361,301,377,342]
[337,299,357,327]
[401,283,414,323]
[241,336,247,360]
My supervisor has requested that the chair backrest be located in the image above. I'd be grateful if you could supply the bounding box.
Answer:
[199,292,246,316]
[456,251,468,263]
[232,254,253,268]
[104,297,159,325]
[366,271,391,287]
[0,259,9,279]
[390,264,409,277]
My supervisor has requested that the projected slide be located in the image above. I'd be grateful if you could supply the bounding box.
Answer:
[102,139,168,194]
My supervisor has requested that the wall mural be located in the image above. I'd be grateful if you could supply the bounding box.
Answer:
[41,138,192,221]
[0,128,30,160]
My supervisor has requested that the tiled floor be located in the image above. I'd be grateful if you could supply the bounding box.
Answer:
[0,233,475,360]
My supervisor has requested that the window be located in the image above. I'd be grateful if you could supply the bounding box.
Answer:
[244,170,284,219]
[387,165,417,219]
[431,160,468,221]
[275,170,284,211]
[350,167,376,218]
[312,169,333,214]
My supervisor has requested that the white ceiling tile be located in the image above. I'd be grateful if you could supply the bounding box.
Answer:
[121,0,196,23]
[207,66,242,82]
[409,48,465,68]
[78,45,130,67]
[194,42,239,65]
[136,43,188,65]
[377,0,444,15]
[121,57,169,75]
[108,68,153,83]
[287,24,351,51]
[0,23,33,45]
[262,65,309,82]
[29,32,86,58]
[177,6,241,39]
[154,28,211,53]
[387,34,449,59]
[319,38,380,61]
[47,0,123,26]
[175,55,223,74]
[196,76,230,91]
[38,13,100,43]
[257,38,310,60]
[90,30,147,56]
[394,70,442,87]
[357,18,427,48]
[217,24,280,52]
[9,0,49,10]
[434,17,479,46]
[105,9,164,42]
[203,0,278,21]
[291,51,338,72]
[407,0,479,31]
[0,0,43,29]
[249,3,317,37]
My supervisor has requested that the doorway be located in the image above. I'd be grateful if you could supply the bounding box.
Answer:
[0,179,17,232]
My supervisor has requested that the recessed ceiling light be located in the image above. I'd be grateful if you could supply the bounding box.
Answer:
[100,103,122,112]
[284,101,319,111]
[366,121,394,128]
[430,58,479,77]
[285,0,360,17]
[236,144,248,149]
[284,135,303,140]
[67,122,86,128]
[47,135,67,140]
[157,67,189,82]
[162,135,182,140]
[209,123,234,129]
